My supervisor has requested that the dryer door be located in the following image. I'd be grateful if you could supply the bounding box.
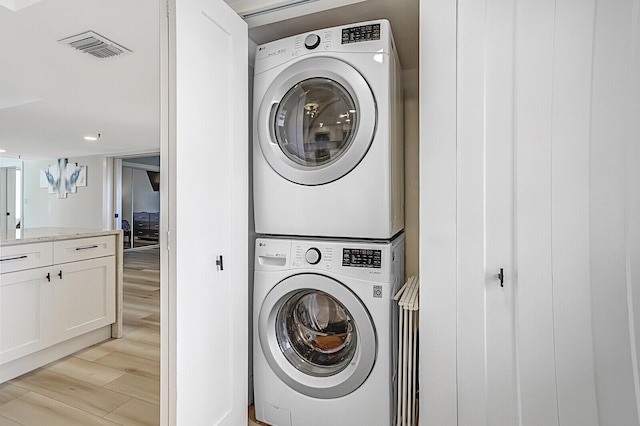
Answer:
[256,57,377,186]
[258,273,376,399]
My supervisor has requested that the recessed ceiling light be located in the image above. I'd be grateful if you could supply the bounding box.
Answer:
[84,133,101,141]
[0,149,6,153]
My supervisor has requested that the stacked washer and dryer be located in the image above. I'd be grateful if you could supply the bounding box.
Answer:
[252,20,405,426]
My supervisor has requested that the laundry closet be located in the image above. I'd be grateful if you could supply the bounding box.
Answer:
[161,0,640,425]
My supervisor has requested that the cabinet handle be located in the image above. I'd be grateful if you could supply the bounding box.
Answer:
[58,270,63,280]
[46,272,51,282]
[75,245,98,251]
[498,268,504,287]
[0,255,28,262]
[216,255,224,271]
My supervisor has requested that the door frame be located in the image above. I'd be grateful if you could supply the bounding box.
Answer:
[419,0,458,424]
[110,153,161,250]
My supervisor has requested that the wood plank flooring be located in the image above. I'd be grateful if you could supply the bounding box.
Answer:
[1,247,263,426]
[0,248,161,426]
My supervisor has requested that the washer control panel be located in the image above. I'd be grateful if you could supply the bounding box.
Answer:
[342,248,382,269]
[255,237,400,281]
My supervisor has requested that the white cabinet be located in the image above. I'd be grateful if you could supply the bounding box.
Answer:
[0,267,53,364]
[52,256,116,342]
[0,234,117,382]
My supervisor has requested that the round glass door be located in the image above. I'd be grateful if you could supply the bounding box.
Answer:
[275,78,358,168]
[258,273,376,399]
[276,290,357,377]
[257,57,376,186]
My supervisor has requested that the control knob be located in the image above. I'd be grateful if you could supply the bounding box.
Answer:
[305,247,321,265]
[304,33,321,50]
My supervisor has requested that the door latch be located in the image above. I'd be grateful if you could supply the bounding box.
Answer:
[216,255,224,271]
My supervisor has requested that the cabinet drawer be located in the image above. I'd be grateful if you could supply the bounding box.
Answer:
[53,236,116,264]
[0,242,53,274]
[133,212,149,221]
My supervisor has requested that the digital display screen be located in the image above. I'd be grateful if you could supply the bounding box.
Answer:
[341,23,381,44]
[342,248,382,268]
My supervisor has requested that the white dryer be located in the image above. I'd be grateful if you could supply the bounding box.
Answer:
[253,20,404,239]
[253,234,405,426]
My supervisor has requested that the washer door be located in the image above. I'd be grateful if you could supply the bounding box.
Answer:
[258,273,377,399]
[257,57,377,186]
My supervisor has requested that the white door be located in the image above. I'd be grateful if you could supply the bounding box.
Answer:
[453,0,639,425]
[0,168,16,232]
[163,0,248,425]
[456,0,520,424]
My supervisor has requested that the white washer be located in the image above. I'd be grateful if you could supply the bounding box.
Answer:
[253,20,404,239]
[253,234,404,426]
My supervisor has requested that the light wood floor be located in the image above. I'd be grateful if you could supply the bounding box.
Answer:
[0,248,264,426]
[0,248,161,426]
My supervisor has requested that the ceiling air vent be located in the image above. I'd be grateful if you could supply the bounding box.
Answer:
[58,31,131,59]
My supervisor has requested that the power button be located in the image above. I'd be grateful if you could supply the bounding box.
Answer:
[305,247,321,265]
[304,34,321,50]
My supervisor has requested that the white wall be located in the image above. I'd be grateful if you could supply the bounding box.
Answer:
[22,155,109,229]
[419,0,458,424]
[0,158,22,168]
[403,68,419,278]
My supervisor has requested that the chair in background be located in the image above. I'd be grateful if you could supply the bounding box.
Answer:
[122,219,132,248]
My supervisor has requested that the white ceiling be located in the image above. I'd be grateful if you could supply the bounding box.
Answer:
[0,0,161,160]
[0,0,418,161]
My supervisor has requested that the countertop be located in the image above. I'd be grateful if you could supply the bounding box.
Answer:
[0,227,122,246]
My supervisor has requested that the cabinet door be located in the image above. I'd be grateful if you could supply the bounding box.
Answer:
[0,267,53,364]
[52,256,115,342]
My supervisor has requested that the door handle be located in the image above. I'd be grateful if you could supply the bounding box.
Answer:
[268,102,279,145]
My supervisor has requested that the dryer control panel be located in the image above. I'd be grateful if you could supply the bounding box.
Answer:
[253,19,392,74]
[341,23,381,44]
